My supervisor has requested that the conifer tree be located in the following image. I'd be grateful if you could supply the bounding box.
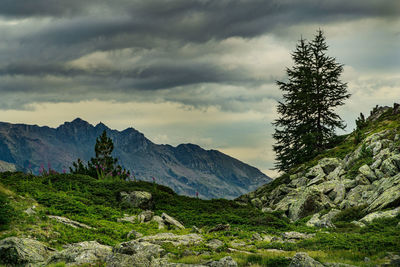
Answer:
[273,30,350,172]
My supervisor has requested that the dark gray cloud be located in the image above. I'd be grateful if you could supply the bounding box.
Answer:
[0,0,399,111]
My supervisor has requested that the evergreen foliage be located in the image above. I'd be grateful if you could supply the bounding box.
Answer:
[70,130,130,180]
[273,30,350,172]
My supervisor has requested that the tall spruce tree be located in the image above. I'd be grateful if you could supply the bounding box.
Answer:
[273,30,350,172]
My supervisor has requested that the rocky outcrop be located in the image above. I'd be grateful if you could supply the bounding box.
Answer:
[289,252,324,267]
[137,233,203,246]
[162,212,185,229]
[359,207,400,225]
[240,128,400,222]
[48,215,94,229]
[0,237,54,266]
[120,191,153,209]
[47,241,112,266]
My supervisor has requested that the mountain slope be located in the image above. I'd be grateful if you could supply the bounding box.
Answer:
[0,118,271,199]
[238,103,400,222]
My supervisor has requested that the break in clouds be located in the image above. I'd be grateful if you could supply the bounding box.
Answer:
[0,0,399,111]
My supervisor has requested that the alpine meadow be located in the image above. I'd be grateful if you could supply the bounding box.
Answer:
[0,1,399,267]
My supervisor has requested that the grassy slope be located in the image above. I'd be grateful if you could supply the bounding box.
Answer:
[0,109,400,266]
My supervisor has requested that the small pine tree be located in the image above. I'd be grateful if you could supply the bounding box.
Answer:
[70,130,130,180]
[273,30,350,172]
[355,112,367,130]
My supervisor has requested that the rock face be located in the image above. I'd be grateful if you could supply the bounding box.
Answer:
[240,126,400,222]
[0,119,271,199]
[120,191,153,210]
[0,237,54,266]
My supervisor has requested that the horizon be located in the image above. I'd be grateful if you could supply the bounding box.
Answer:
[0,1,399,178]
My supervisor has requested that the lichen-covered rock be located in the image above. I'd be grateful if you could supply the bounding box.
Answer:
[306,165,325,179]
[152,215,166,229]
[117,214,138,223]
[207,256,238,267]
[306,209,340,228]
[0,237,54,266]
[318,158,341,174]
[47,241,112,266]
[162,212,185,229]
[120,191,153,209]
[48,215,93,229]
[359,165,377,182]
[127,230,143,240]
[289,252,324,267]
[138,233,203,246]
[138,210,154,223]
[206,239,224,250]
[360,207,400,224]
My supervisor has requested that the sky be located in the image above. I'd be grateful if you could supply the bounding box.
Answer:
[0,0,399,177]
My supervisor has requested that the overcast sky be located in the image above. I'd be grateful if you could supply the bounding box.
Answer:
[0,0,399,177]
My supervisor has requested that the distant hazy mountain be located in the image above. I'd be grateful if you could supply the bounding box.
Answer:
[0,118,271,199]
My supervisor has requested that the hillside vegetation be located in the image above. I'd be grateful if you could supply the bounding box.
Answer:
[1,105,400,266]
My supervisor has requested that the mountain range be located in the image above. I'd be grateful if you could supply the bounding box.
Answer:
[0,118,271,199]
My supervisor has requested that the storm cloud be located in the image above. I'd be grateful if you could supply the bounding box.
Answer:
[0,0,399,175]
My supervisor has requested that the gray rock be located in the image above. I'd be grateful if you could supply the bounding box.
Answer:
[120,191,153,209]
[107,240,165,267]
[306,209,340,228]
[207,256,237,267]
[282,232,314,241]
[306,165,326,179]
[138,233,203,246]
[0,237,54,266]
[48,241,112,266]
[355,175,370,186]
[318,158,341,174]
[48,215,93,229]
[381,157,399,176]
[251,233,262,241]
[351,220,366,228]
[162,213,185,229]
[289,252,324,267]
[117,215,138,223]
[126,230,143,240]
[206,239,224,250]
[359,165,377,182]
[24,205,37,215]
[152,215,166,229]
[360,207,400,224]
[191,226,201,233]
[138,210,154,223]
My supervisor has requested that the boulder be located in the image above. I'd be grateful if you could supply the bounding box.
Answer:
[360,207,400,224]
[152,215,166,229]
[282,232,314,242]
[138,233,203,246]
[366,174,400,211]
[107,240,165,267]
[306,209,340,228]
[318,158,341,174]
[138,210,154,223]
[117,215,137,224]
[0,237,54,266]
[381,157,399,176]
[161,213,185,229]
[358,165,377,182]
[48,215,93,229]
[120,191,153,209]
[207,256,238,267]
[306,165,325,179]
[24,205,37,215]
[47,241,112,266]
[289,252,324,267]
[287,188,328,221]
[206,239,224,250]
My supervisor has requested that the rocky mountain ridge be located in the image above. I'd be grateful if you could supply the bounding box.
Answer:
[0,118,271,199]
[239,103,400,228]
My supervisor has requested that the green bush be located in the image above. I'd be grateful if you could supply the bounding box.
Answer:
[333,205,367,223]
[0,192,14,230]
